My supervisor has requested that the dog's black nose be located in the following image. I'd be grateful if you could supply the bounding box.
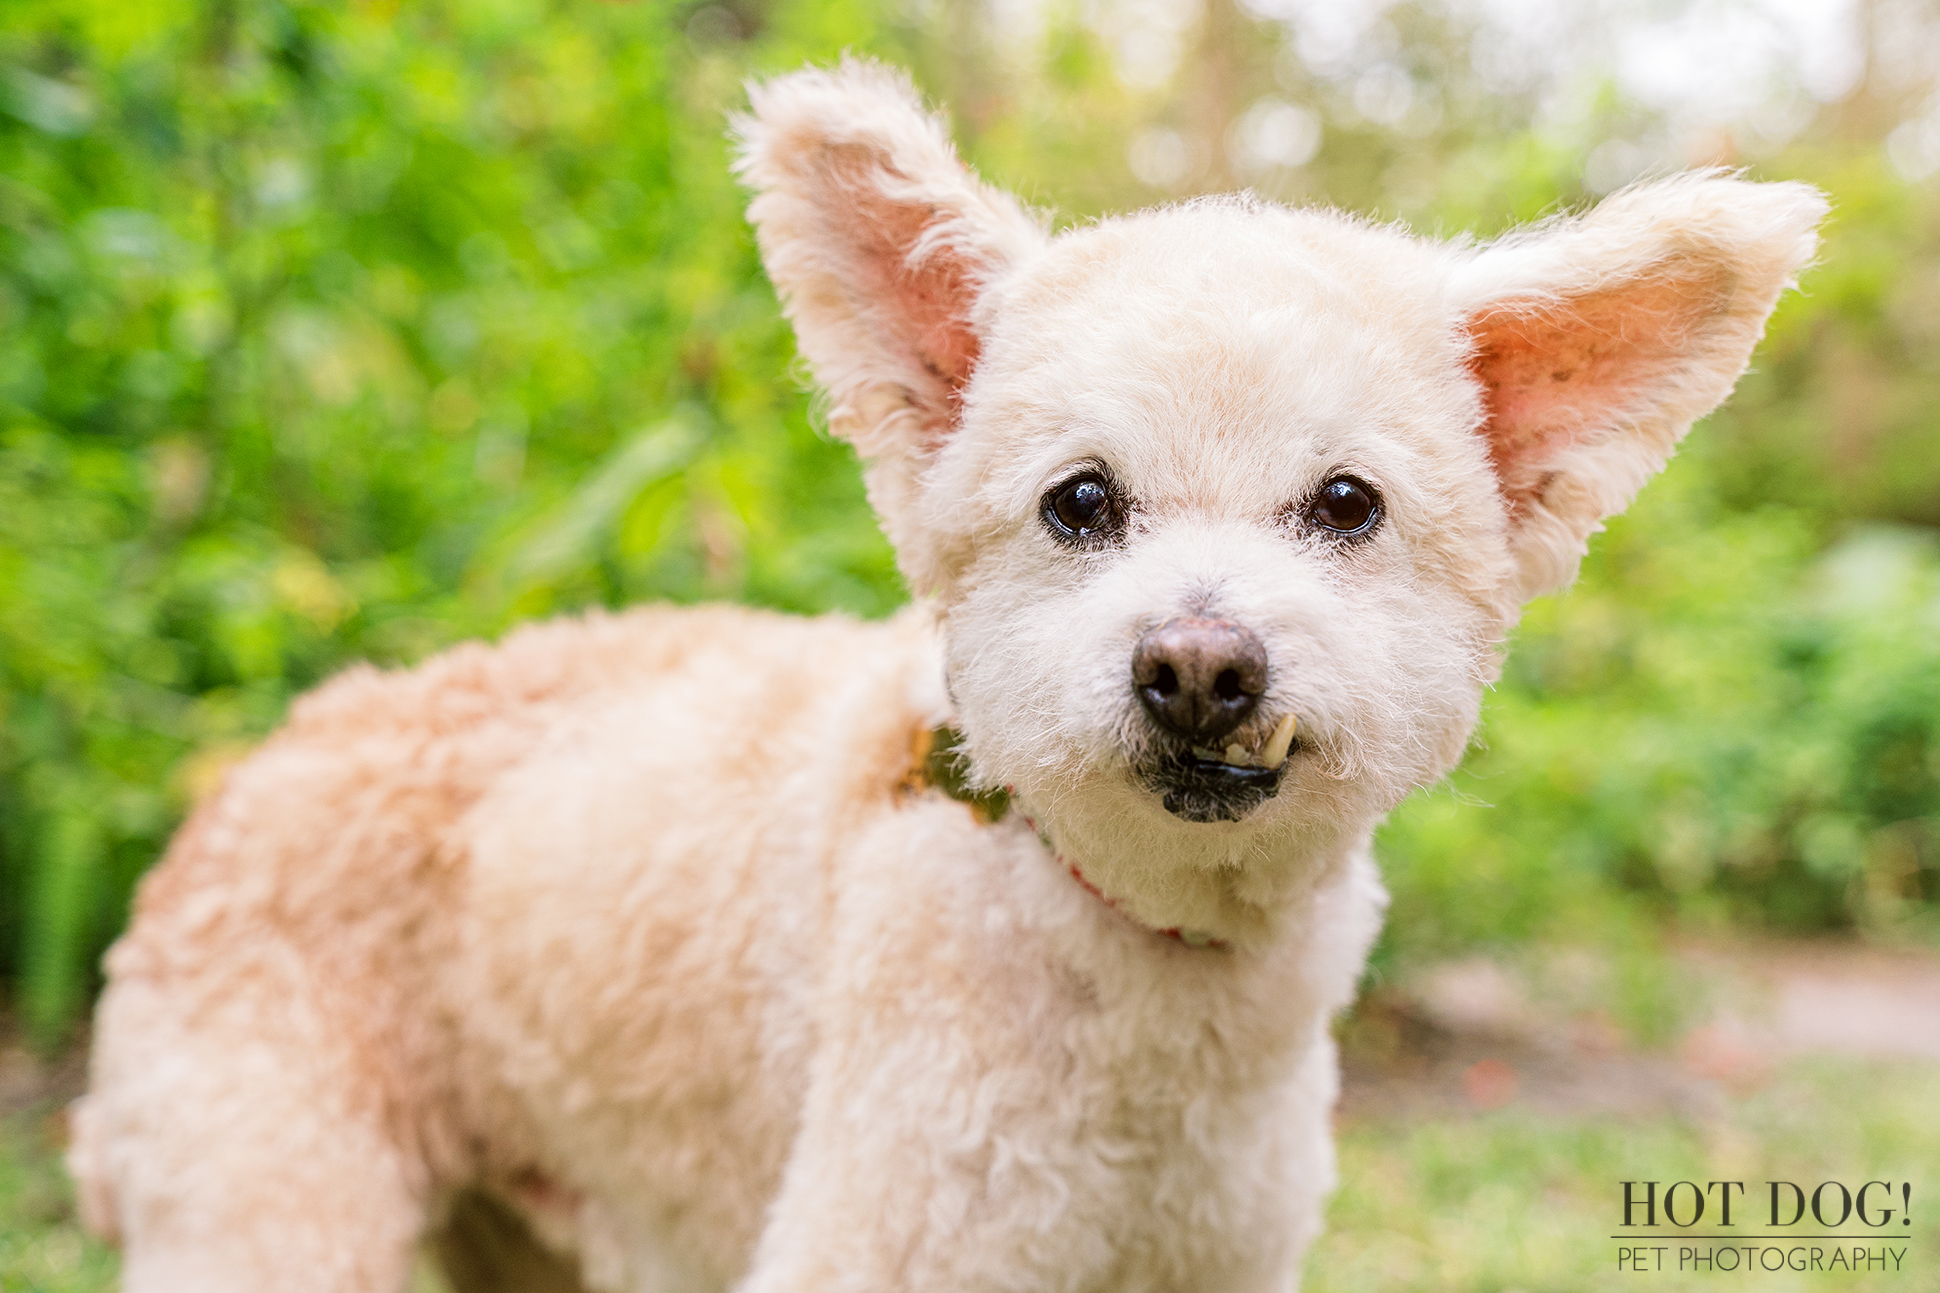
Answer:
[1131,618,1267,745]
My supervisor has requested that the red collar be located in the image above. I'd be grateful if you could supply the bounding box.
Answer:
[1061,857,1227,949]
[1019,810,1227,950]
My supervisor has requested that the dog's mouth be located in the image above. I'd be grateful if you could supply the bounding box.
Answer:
[1140,712,1299,824]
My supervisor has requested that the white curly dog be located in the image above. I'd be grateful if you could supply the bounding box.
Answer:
[70,59,1824,1293]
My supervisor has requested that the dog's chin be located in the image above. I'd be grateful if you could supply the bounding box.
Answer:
[1140,749,1291,824]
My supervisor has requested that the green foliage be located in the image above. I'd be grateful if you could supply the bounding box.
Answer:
[1378,448,1940,965]
[2,0,1938,1041]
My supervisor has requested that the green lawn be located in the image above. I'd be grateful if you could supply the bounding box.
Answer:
[4,1057,1934,1291]
[1312,1057,1940,1292]
[0,1111,114,1293]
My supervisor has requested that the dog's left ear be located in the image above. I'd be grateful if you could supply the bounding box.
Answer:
[1450,174,1826,602]
[735,59,1046,586]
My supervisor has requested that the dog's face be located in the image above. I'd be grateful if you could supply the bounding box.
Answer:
[933,208,1507,845]
[738,61,1823,911]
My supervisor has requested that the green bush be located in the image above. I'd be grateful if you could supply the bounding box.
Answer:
[1378,448,1940,964]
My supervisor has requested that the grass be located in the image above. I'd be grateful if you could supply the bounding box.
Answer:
[1310,1058,1940,1292]
[0,1113,114,1293]
[2,1058,1934,1291]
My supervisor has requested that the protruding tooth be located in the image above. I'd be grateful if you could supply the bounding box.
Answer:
[1223,743,1249,767]
[1261,712,1298,769]
[1192,746,1219,761]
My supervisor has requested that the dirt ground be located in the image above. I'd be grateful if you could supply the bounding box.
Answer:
[1337,938,1940,1124]
[0,1022,84,1128]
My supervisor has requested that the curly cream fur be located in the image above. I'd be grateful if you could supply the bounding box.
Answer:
[72,60,1824,1293]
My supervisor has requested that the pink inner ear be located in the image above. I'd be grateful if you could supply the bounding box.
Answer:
[825,145,985,432]
[1468,266,1730,509]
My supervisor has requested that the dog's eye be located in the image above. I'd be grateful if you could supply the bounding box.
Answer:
[1043,473,1120,545]
[1307,476,1380,537]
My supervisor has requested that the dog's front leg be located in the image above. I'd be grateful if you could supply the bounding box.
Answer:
[737,800,1307,1293]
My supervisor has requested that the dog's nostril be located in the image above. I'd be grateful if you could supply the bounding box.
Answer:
[1152,664,1178,697]
[1213,669,1242,702]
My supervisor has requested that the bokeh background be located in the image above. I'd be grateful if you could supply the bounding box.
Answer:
[2,0,1938,1288]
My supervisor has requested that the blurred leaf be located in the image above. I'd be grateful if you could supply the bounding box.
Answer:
[507,409,705,585]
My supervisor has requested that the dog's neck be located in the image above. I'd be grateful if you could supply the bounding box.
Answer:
[919,726,1346,951]
[1017,803,1230,950]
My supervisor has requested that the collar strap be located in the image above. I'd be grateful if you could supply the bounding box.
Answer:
[915,726,1226,950]
[1060,857,1227,950]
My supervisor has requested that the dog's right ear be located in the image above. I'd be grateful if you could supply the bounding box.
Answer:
[735,61,1045,581]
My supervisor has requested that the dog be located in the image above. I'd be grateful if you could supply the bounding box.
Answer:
[68,59,1823,1293]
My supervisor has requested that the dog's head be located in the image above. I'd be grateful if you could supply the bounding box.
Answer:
[737,61,1823,929]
